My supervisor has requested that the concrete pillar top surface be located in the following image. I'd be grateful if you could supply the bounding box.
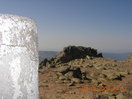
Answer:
[0,14,37,46]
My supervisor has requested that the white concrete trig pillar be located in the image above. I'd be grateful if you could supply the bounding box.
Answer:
[0,14,39,99]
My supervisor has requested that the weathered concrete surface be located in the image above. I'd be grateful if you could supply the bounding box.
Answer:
[0,14,39,99]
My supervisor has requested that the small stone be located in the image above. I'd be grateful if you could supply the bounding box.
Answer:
[86,65,93,68]
[99,74,107,78]
[63,80,70,83]
[120,71,129,76]
[64,71,74,78]
[48,64,55,68]
[57,66,70,74]
[69,91,76,94]
[57,72,63,76]
[55,80,63,84]
[59,76,67,80]
[68,82,75,86]
[71,78,81,83]
[91,72,101,79]
[82,72,89,80]
[86,55,91,59]
[92,79,102,86]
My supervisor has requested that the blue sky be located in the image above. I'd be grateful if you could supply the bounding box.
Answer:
[0,0,132,52]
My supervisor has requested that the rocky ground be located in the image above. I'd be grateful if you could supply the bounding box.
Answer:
[39,46,132,99]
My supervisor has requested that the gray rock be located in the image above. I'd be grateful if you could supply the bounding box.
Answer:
[102,70,123,80]
[70,67,82,78]
[39,58,48,68]
[71,78,81,83]
[59,76,68,80]
[57,66,70,74]
[68,82,75,86]
[47,64,56,68]
[64,71,74,78]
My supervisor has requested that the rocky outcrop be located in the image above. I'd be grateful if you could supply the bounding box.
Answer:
[40,46,103,67]
[54,46,103,63]
[39,46,103,67]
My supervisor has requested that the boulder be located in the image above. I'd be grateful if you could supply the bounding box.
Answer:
[59,76,68,80]
[57,66,71,74]
[97,53,103,57]
[56,66,89,84]
[57,66,82,79]
[70,67,82,78]
[64,71,74,78]
[39,58,48,68]
[71,78,81,83]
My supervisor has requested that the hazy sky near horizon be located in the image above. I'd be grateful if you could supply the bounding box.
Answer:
[0,0,132,53]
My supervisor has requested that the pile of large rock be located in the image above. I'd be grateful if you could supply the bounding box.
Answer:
[39,45,103,68]
[56,65,88,84]
[54,46,103,63]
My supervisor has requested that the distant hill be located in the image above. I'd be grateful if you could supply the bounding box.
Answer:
[39,51,132,62]
[39,51,58,63]
[103,52,132,60]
